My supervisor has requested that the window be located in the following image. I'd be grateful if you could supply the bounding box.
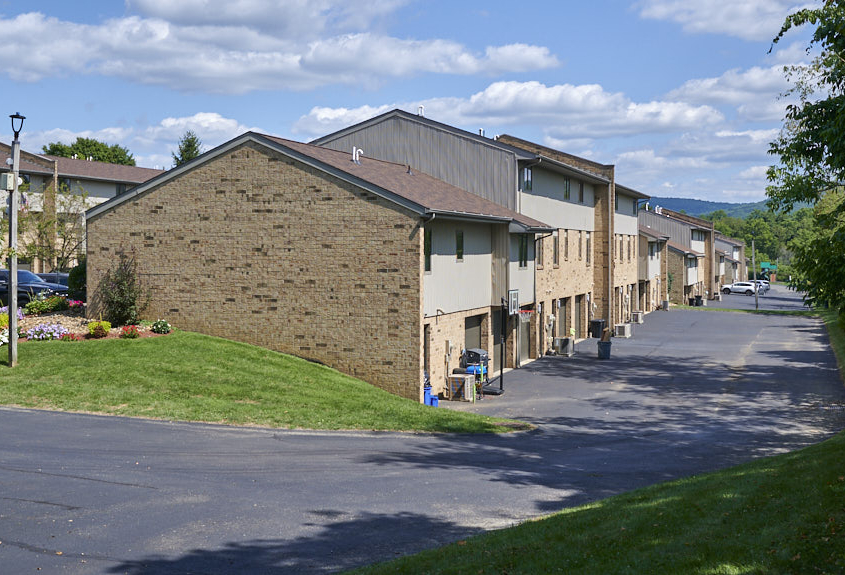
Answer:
[522,167,533,191]
[519,235,529,268]
[628,236,632,261]
[649,243,656,259]
[59,177,72,192]
[578,231,583,260]
[564,230,569,260]
[564,177,571,200]
[578,182,584,203]
[424,228,432,272]
[615,192,619,211]
[536,234,543,268]
[586,232,591,265]
[553,231,559,266]
[692,230,705,242]
[456,230,464,262]
[633,200,638,216]
[619,236,624,261]
[116,183,127,195]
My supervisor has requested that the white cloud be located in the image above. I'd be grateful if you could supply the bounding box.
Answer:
[636,0,819,42]
[294,81,723,140]
[129,0,411,40]
[23,113,257,169]
[0,10,558,93]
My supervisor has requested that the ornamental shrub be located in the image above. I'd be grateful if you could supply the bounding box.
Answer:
[119,325,140,339]
[60,333,81,342]
[87,320,111,338]
[150,319,172,334]
[24,295,70,316]
[96,253,149,326]
[68,257,86,302]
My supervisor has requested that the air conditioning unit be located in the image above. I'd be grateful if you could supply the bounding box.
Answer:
[448,374,476,402]
[553,337,574,357]
[632,311,644,324]
[615,323,632,338]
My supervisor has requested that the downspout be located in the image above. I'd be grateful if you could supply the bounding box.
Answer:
[607,179,614,328]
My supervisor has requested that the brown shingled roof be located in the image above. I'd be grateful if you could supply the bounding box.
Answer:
[44,155,163,183]
[261,134,552,230]
[0,143,163,184]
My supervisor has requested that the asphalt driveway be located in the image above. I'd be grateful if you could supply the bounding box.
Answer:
[1,285,843,574]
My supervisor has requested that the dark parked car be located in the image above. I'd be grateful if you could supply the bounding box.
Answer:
[36,272,69,286]
[0,269,69,306]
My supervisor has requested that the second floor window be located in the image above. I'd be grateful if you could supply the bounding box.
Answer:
[586,232,591,265]
[456,230,464,261]
[553,231,559,265]
[578,182,584,203]
[522,167,533,191]
[564,178,571,200]
[424,228,432,272]
[519,235,529,268]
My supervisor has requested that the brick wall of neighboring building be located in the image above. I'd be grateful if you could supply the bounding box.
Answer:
[87,141,424,400]
[613,233,639,322]
[667,249,686,305]
[534,230,594,354]
[423,305,492,397]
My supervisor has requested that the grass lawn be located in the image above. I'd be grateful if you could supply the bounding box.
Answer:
[347,309,845,574]
[0,330,521,434]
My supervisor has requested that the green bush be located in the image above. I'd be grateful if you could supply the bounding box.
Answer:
[151,319,172,334]
[0,313,7,330]
[96,253,148,326]
[68,258,86,302]
[24,295,69,316]
[87,320,111,338]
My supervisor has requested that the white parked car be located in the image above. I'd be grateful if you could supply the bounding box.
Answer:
[752,280,770,293]
[722,281,758,295]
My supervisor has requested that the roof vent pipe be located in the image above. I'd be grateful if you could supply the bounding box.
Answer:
[479,128,484,137]
[417,105,425,117]
[353,148,364,164]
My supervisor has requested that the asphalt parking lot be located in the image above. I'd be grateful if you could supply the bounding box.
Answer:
[1,284,843,574]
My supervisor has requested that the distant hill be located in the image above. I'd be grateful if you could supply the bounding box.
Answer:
[646,197,770,218]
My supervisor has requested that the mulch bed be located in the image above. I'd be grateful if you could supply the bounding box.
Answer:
[17,308,169,340]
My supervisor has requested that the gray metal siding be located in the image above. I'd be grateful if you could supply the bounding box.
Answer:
[639,211,692,249]
[318,118,517,210]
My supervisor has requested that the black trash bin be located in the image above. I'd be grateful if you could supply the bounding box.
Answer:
[688,298,696,306]
[695,295,703,306]
[590,319,607,338]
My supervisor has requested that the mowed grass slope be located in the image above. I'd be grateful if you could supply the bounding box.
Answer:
[348,309,845,574]
[0,330,518,433]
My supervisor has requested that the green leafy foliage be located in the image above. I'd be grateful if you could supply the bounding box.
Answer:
[24,295,69,316]
[87,320,111,338]
[95,253,148,326]
[767,2,845,312]
[42,137,135,166]
[68,257,86,301]
[150,319,172,334]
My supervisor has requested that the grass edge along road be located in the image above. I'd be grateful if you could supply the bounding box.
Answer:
[0,330,522,434]
[349,309,845,575]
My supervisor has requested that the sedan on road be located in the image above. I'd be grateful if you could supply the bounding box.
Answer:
[722,281,759,295]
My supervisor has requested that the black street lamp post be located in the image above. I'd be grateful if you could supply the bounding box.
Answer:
[8,112,25,367]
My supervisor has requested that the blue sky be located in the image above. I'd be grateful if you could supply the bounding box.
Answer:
[0,1,817,202]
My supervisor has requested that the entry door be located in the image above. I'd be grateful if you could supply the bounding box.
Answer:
[492,309,503,373]
[574,295,583,339]
[519,312,530,364]
[557,298,569,338]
